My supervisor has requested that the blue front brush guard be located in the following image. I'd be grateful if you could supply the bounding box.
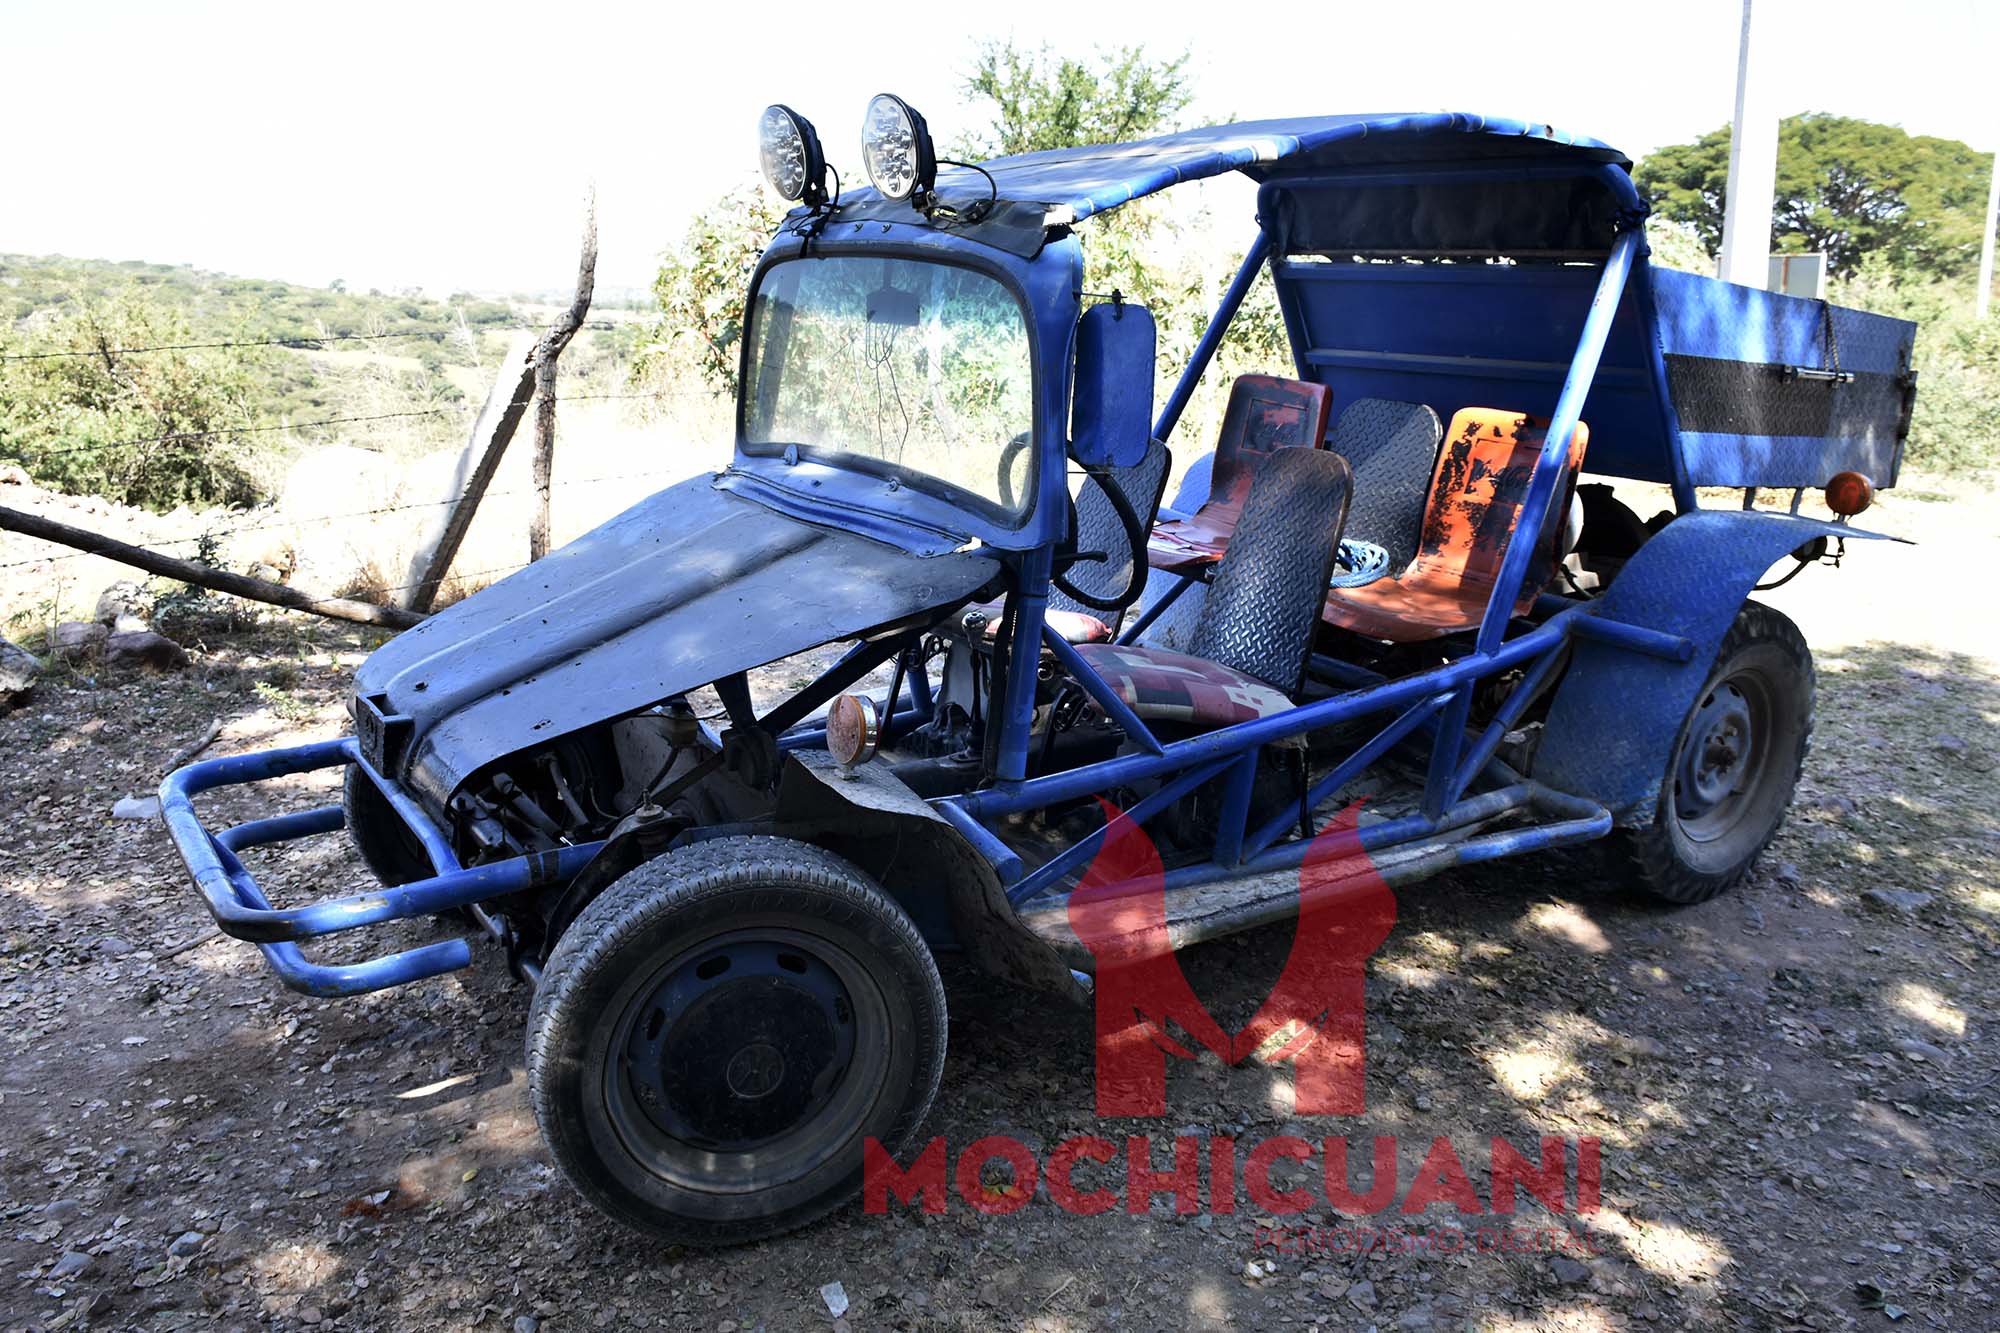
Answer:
[159,738,602,997]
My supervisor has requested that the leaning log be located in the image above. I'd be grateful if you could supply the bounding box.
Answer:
[0,505,425,630]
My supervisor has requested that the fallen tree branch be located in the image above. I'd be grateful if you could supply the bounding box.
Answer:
[162,717,223,773]
[400,334,538,615]
[157,927,222,960]
[0,505,425,630]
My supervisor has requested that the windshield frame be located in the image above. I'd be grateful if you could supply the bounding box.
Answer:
[735,242,1044,531]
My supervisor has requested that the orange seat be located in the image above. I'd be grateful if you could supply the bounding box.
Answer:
[1321,408,1589,643]
[1148,375,1332,565]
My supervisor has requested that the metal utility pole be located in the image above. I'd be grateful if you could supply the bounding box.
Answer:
[1978,148,1998,319]
[1717,0,1779,289]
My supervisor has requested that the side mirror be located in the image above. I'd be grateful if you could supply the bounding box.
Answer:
[1070,301,1155,468]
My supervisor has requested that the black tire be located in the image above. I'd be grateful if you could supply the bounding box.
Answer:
[342,766,432,887]
[526,836,946,1246]
[1620,601,1814,904]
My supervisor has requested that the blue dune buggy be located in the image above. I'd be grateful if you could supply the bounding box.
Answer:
[161,104,1916,1244]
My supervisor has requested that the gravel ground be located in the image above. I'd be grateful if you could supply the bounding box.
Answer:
[2,477,1995,1332]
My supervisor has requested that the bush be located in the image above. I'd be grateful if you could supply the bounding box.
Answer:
[0,295,264,510]
[640,185,784,394]
[1834,260,2000,476]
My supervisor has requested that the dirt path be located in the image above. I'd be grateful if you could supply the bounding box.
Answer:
[2,481,1995,1332]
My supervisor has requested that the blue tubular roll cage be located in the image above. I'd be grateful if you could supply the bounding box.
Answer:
[156,180,1670,992]
[923,162,1676,906]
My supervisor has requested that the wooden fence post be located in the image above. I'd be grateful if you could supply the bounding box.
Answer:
[530,190,599,562]
[398,333,537,613]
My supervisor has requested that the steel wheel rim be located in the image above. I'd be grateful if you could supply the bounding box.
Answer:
[1672,669,1774,846]
[600,926,891,1194]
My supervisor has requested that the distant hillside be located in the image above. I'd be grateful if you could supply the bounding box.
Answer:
[0,254,641,511]
[0,253,522,341]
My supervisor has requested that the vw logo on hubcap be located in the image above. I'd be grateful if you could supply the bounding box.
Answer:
[725,1042,785,1099]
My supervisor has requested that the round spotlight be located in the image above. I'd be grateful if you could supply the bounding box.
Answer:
[861,93,935,203]
[758,104,825,205]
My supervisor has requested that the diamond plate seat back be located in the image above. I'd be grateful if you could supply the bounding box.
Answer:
[1327,398,1443,575]
[1076,449,1351,733]
[1136,565,1207,654]
[1321,408,1589,643]
[1188,447,1354,695]
[1049,439,1172,627]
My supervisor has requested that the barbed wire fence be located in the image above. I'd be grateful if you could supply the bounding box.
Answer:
[0,288,731,623]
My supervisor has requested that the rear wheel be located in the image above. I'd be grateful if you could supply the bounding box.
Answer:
[526,836,946,1245]
[1621,601,1814,904]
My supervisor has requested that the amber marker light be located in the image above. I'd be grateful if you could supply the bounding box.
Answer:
[1825,470,1874,518]
[825,693,880,768]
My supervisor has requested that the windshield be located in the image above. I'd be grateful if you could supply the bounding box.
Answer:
[742,255,1035,518]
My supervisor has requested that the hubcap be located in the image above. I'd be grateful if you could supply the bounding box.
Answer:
[620,940,855,1150]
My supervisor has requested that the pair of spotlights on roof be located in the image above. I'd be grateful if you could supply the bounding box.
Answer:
[758,95,936,209]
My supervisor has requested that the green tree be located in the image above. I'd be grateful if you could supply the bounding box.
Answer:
[1636,114,1991,278]
[640,184,784,394]
[957,41,1288,452]
[640,38,1286,455]
[957,42,1193,158]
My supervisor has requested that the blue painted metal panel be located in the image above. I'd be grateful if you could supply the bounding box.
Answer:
[1649,268,1916,488]
[353,472,999,809]
[1269,252,1675,485]
[1071,301,1157,467]
[837,114,1627,221]
[1535,511,1891,819]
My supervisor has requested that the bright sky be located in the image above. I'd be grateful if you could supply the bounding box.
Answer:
[2,0,1992,296]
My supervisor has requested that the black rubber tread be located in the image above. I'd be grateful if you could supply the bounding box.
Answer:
[1619,601,1814,905]
[526,835,947,1246]
[342,766,431,887]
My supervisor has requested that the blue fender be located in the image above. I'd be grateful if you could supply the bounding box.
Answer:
[1535,510,1893,823]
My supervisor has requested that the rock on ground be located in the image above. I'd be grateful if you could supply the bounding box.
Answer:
[103,630,188,672]
[94,579,153,631]
[1,637,45,707]
[48,620,109,663]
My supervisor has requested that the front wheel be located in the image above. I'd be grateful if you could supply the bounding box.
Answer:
[1620,600,1814,904]
[526,836,946,1245]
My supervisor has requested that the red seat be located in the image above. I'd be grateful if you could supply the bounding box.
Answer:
[1148,375,1332,566]
[1321,408,1589,643]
